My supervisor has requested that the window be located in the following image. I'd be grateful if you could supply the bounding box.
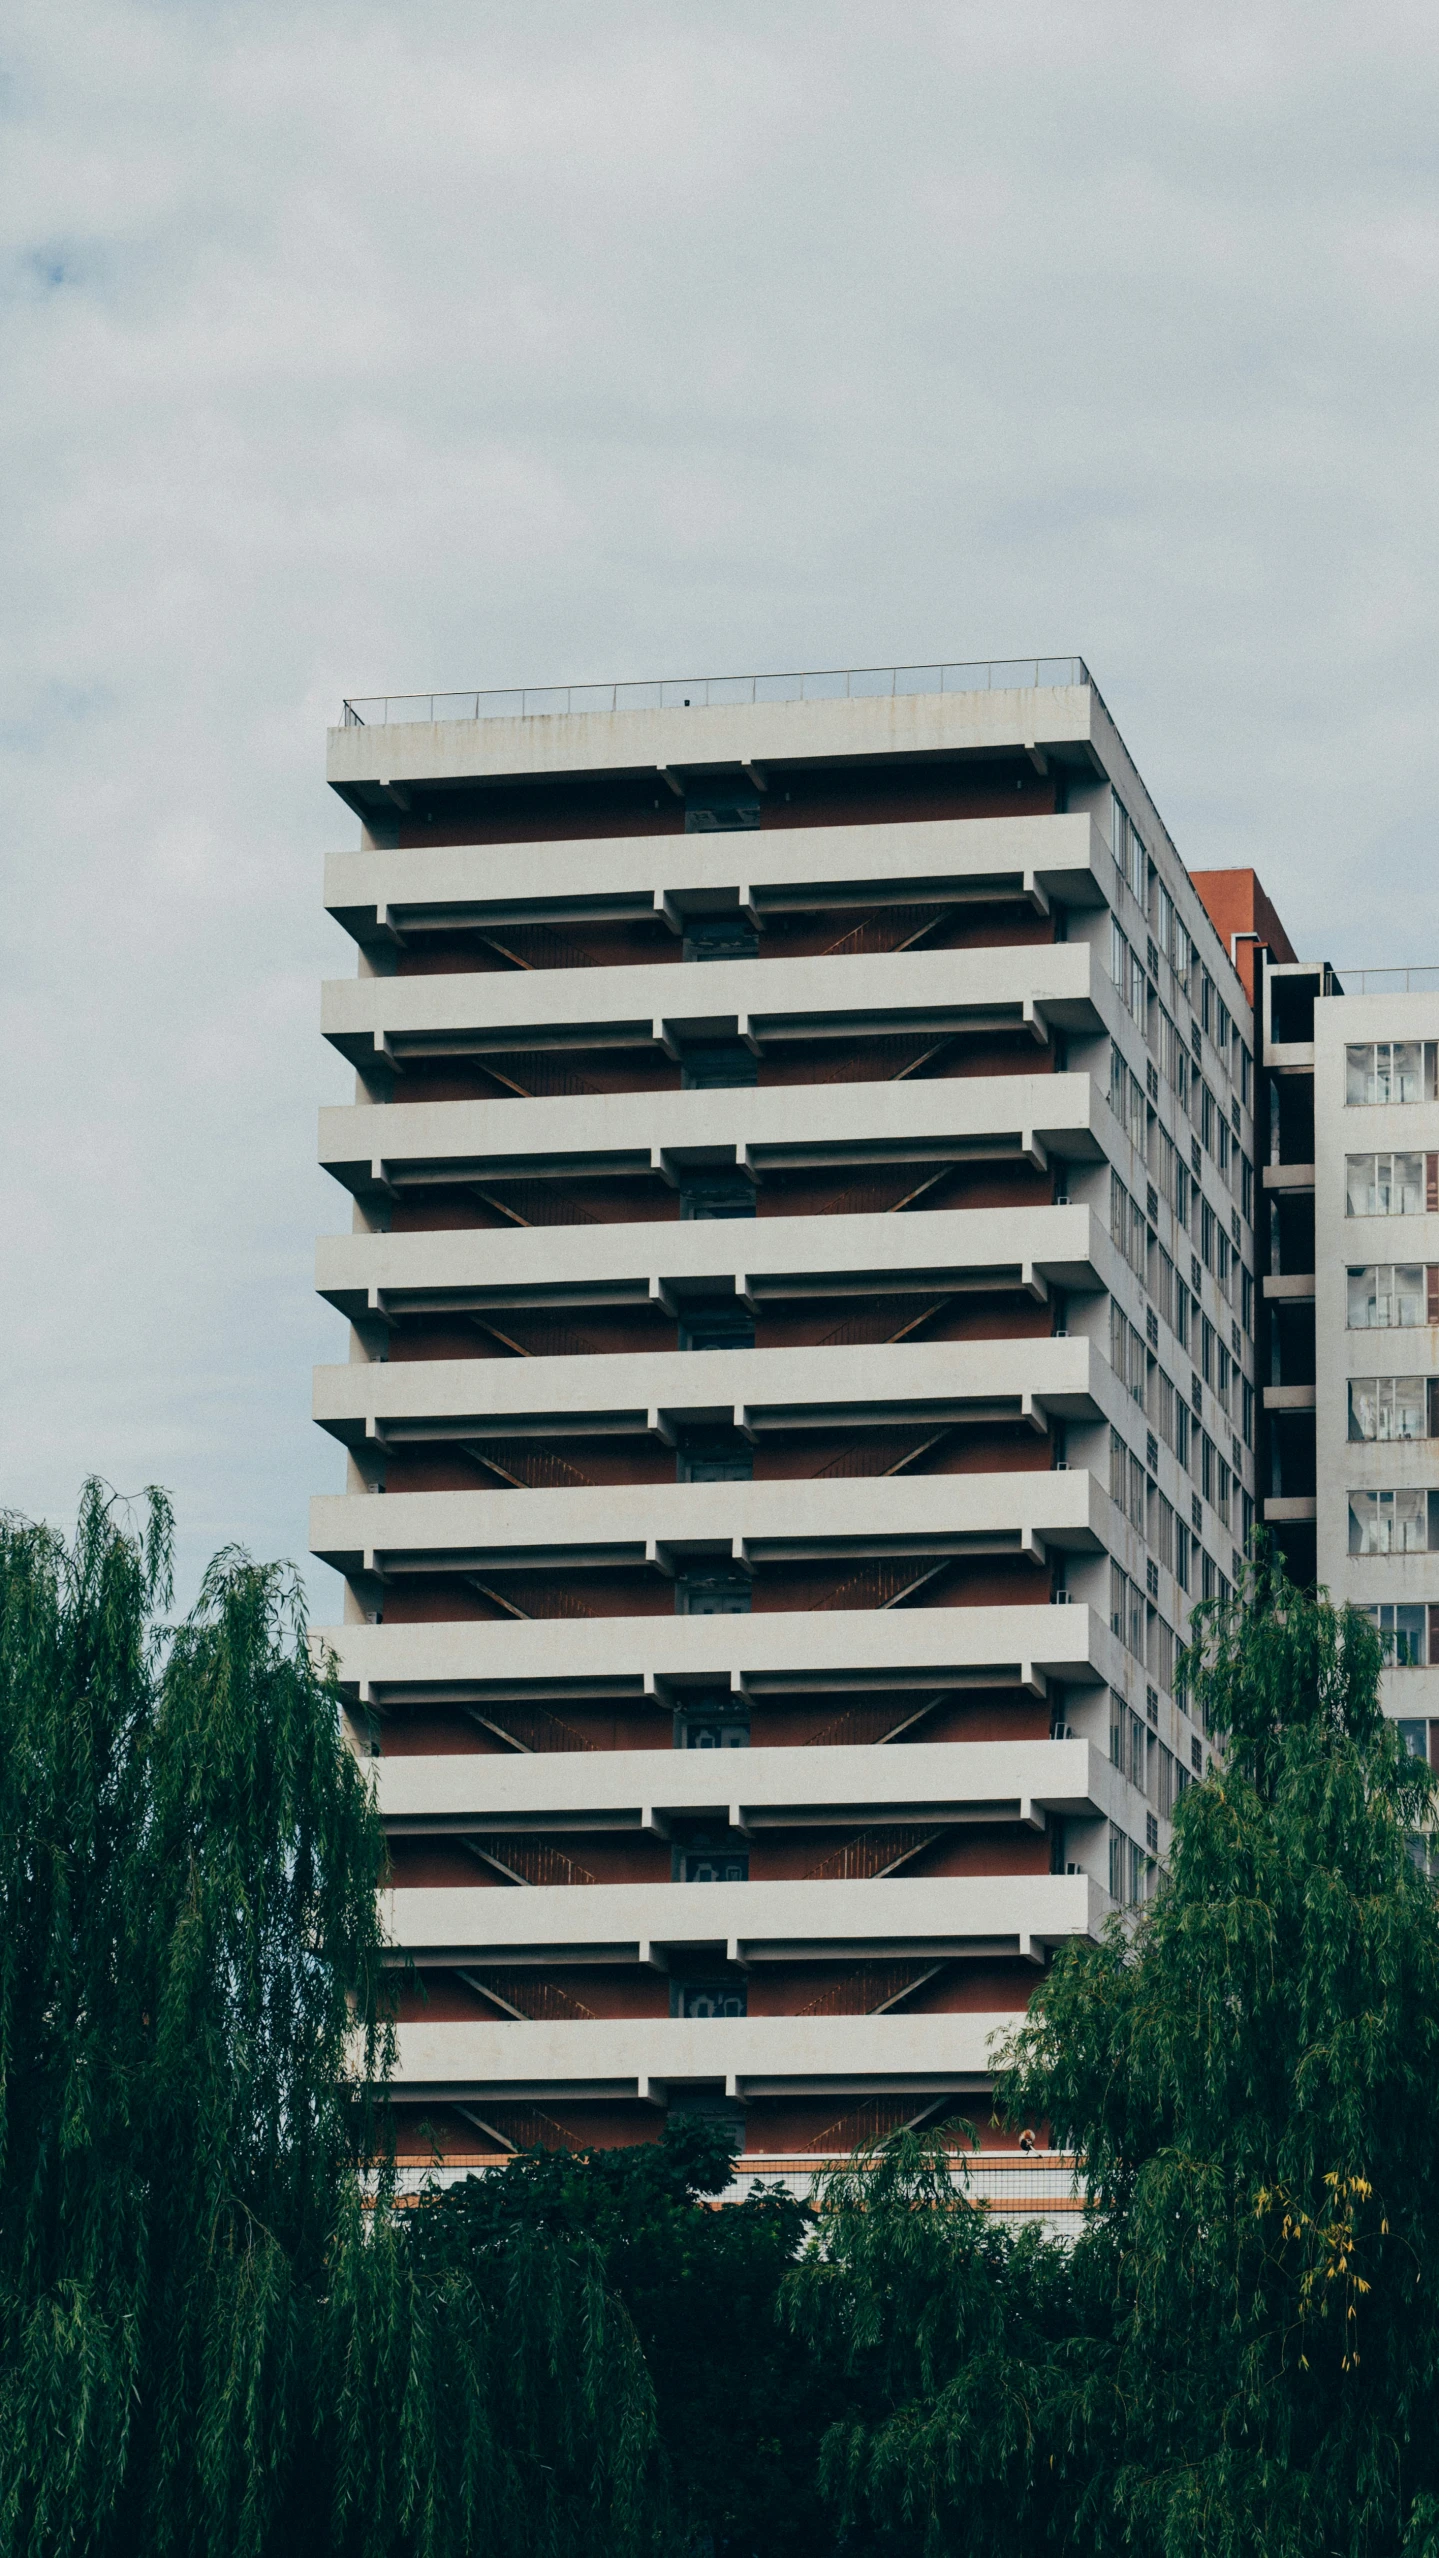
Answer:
[671,1980,747,2018]
[1345,1154,1429,1216]
[1358,1603,1427,1666]
[678,1437,754,1483]
[1397,1716,1430,1755]
[675,1700,751,1749]
[1348,1377,1431,1442]
[1347,1489,1439,1555]
[1346,1042,1438,1106]
[1111,1563,1149,1664]
[675,1576,752,1614]
[679,1306,756,1352]
[1111,917,1150,1035]
[679,1173,756,1221]
[673,1840,749,1883]
[1347,1266,1429,1329]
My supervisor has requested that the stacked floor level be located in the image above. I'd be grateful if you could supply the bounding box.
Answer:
[315,665,1266,2161]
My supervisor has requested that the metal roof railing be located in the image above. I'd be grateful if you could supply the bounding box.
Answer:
[1338,966,1439,995]
[341,655,1092,728]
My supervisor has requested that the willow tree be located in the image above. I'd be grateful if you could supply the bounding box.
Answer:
[785,1554,1439,2558]
[0,1486,659,2558]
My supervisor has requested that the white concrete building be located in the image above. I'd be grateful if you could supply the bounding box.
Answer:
[1262,961,1439,1766]
[314,658,1272,2169]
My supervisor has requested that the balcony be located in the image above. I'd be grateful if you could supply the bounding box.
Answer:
[321,1599,1111,1710]
[320,940,1105,1074]
[389,2006,1043,2102]
[318,1070,1105,1211]
[310,1467,1104,1584]
[315,1200,1105,1327]
[324,812,1110,955]
[386,1870,1099,1970]
[313,1332,1106,1455]
[373,1736,1120,1837]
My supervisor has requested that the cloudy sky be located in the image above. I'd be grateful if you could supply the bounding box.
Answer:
[4,0,1438,1610]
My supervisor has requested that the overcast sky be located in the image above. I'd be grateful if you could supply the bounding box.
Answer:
[4,0,1438,1611]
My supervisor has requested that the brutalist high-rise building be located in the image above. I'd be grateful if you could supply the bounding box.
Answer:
[312,659,1285,2177]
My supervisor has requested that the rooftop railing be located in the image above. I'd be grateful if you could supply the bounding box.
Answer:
[340,655,1092,728]
[1338,966,1439,995]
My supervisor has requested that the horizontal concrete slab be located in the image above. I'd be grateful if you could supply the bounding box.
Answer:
[388,2006,1028,2099]
[311,1466,1105,1578]
[386,1869,1099,1965]
[373,1735,1123,1834]
[316,1200,1108,1322]
[319,1599,1114,1707]
[321,940,1104,1066]
[313,1331,1109,1447]
[320,1069,1107,1200]
[327,680,1100,791]
[325,811,1108,947]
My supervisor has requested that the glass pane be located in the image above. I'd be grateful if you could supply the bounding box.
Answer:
[1396,1154,1424,1212]
[1395,1043,1424,1102]
[1346,1156,1375,1215]
[1395,1266,1425,1324]
[848,666,896,697]
[705,676,754,706]
[754,672,803,701]
[1348,1268,1377,1327]
[1394,1608,1426,1664]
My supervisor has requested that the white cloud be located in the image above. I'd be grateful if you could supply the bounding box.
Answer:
[4,0,1438,1602]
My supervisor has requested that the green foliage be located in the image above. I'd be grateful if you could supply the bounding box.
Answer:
[999,1551,1439,2558]
[783,1551,1439,2558]
[0,1485,661,2558]
[413,2119,837,2556]
[782,2129,1096,2555]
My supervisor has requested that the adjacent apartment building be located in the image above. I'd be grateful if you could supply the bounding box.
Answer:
[313,659,1288,2171]
[1257,955,1439,1772]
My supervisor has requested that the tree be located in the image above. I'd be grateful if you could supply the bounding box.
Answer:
[0,1485,660,2558]
[412,2117,838,2557]
[784,1554,1439,2558]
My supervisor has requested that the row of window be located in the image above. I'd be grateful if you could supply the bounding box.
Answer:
[1110,1422,1249,1556]
[1110,1697,1203,1807]
[1345,1154,1439,1217]
[1347,1266,1439,1330]
[1110,1169,1250,1331]
[1110,933,1250,1146]
[1108,1821,1155,1906]
[1346,1043,1439,1107]
[1111,801,1250,1098]
[1110,1303,1253,1480]
[1348,1490,1439,1556]
[1108,1049,1254,1229]
[1361,1603,1439,1667]
[1348,1377,1439,1442]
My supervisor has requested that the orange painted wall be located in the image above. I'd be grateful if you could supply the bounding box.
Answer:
[1187,867,1298,1002]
